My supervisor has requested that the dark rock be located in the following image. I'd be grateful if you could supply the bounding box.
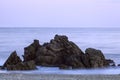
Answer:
[3,51,22,68]
[65,55,85,69]
[80,54,91,68]
[35,47,58,66]
[0,66,3,70]
[0,66,5,70]
[118,64,120,66]
[53,35,84,55]
[3,51,36,70]
[105,59,115,66]
[35,55,56,66]
[85,48,106,68]
[35,35,114,69]
[23,39,41,62]
[35,34,86,68]
[7,60,36,70]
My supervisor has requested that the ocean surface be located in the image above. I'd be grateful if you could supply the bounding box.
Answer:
[0,27,120,74]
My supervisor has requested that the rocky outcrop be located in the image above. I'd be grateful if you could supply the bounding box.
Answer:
[3,51,36,70]
[118,64,120,66]
[23,40,41,62]
[3,51,22,67]
[35,35,86,69]
[105,59,115,66]
[24,35,114,69]
[7,60,36,70]
[2,34,116,70]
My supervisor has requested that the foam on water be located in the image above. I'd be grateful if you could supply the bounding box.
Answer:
[1,66,120,74]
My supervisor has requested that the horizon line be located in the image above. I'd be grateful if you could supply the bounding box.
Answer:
[0,26,120,28]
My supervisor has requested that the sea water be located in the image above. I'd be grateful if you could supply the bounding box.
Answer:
[0,27,120,74]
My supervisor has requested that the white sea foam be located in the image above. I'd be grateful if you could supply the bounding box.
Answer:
[1,66,120,74]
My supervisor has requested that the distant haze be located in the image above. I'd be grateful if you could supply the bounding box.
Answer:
[0,0,120,27]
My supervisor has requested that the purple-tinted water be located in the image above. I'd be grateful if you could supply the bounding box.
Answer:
[0,27,120,74]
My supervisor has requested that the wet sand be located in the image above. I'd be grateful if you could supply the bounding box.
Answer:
[0,73,120,80]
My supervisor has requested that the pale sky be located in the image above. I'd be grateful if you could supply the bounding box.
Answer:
[0,0,120,27]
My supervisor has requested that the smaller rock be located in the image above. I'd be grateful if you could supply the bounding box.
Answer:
[0,66,3,70]
[54,34,68,42]
[85,48,106,68]
[118,64,120,66]
[3,51,22,67]
[105,59,115,66]
[0,66,5,70]
[7,60,36,70]
[23,39,41,62]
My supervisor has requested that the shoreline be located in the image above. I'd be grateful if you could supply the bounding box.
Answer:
[0,73,120,80]
[1,66,120,75]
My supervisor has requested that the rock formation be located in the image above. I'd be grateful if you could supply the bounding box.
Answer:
[35,35,86,69]
[7,60,36,70]
[3,51,36,70]
[2,34,115,70]
[85,48,106,68]
[3,51,22,67]
[23,39,41,62]
[105,59,115,66]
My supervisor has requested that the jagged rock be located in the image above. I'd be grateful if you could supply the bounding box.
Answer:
[34,35,115,69]
[85,48,106,68]
[53,35,84,55]
[3,51,22,68]
[35,47,58,66]
[23,39,41,62]
[118,64,120,66]
[7,60,36,70]
[0,66,3,70]
[3,51,36,70]
[105,59,115,66]
[35,35,86,68]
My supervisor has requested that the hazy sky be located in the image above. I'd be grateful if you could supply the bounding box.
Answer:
[0,0,120,27]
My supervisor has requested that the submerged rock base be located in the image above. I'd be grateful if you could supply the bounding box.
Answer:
[2,35,115,70]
